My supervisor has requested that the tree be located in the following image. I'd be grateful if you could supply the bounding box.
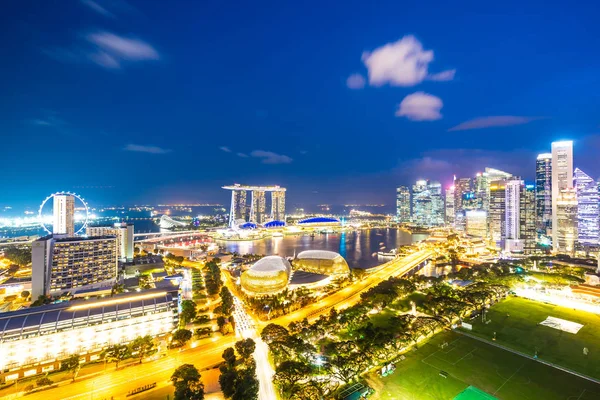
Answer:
[172,329,193,347]
[222,347,236,367]
[220,287,234,315]
[60,354,81,382]
[171,364,205,400]
[110,283,124,296]
[195,315,211,325]
[232,364,259,400]
[3,246,31,266]
[100,344,131,369]
[261,323,289,344]
[31,295,52,307]
[36,377,53,387]
[180,300,198,326]
[219,364,238,398]
[195,327,213,338]
[217,315,229,334]
[130,335,155,364]
[274,360,312,399]
[235,338,256,361]
[21,290,30,299]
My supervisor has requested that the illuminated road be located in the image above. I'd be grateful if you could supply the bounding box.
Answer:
[267,249,433,327]
[231,296,277,400]
[18,336,236,400]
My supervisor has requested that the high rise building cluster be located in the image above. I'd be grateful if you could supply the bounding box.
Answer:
[396,140,599,254]
[222,184,286,227]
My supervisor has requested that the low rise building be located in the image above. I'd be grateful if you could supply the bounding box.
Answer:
[0,289,178,382]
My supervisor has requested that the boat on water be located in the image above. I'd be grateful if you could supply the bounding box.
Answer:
[377,248,398,257]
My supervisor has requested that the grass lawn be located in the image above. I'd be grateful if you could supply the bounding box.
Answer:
[465,296,600,379]
[367,331,600,400]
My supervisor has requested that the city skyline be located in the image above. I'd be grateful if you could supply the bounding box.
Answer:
[1,1,600,207]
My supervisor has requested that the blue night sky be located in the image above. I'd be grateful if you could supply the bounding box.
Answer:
[1,0,599,208]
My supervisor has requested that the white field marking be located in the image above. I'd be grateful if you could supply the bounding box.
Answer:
[494,363,524,395]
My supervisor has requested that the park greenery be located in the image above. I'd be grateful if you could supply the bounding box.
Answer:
[171,364,205,400]
[219,338,260,400]
[261,271,512,399]
[2,245,31,266]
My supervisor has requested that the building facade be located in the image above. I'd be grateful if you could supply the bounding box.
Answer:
[53,194,75,237]
[86,223,134,262]
[535,153,552,234]
[574,168,599,247]
[271,191,286,221]
[445,185,455,226]
[32,235,118,298]
[412,180,444,227]
[520,184,537,253]
[396,186,411,223]
[555,189,578,255]
[488,180,506,246]
[551,141,574,250]
[465,210,488,238]
[223,185,286,227]
[504,180,523,252]
[0,289,177,381]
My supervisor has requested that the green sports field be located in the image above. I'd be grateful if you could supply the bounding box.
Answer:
[367,330,600,400]
[465,296,600,379]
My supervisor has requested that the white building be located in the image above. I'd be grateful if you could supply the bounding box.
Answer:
[52,194,74,237]
[551,141,573,250]
[32,235,118,298]
[0,289,177,382]
[86,223,134,262]
[505,180,524,252]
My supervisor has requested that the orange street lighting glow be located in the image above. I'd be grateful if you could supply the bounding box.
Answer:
[67,291,167,311]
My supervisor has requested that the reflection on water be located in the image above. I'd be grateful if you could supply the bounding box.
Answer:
[219,228,427,269]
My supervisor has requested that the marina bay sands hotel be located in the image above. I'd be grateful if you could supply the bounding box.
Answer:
[222,184,286,227]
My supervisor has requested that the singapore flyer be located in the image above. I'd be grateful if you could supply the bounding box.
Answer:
[38,192,90,235]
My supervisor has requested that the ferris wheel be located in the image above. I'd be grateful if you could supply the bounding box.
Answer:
[38,191,90,235]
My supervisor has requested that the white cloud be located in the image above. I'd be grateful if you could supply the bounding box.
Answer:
[123,144,171,154]
[219,146,232,153]
[81,0,114,17]
[47,31,159,70]
[250,150,293,164]
[396,92,443,121]
[237,152,249,158]
[448,116,545,131]
[88,32,159,61]
[88,51,120,69]
[362,35,453,87]
[346,73,366,89]
[428,69,456,81]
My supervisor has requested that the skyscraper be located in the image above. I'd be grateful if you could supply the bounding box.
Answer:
[271,190,286,221]
[396,186,411,223]
[551,141,574,249]
[445,185,455,226]
[504,180,523,252]
[454,178,472,217]
[223,185,286,227]
[535,153,552,234]
[412,180,443,226]
[53,194,75,236]
[489,180,506,246]
[250,190,267,224]
[555,188,578,254]
[574,168,599,247]
[520,184,537,253]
